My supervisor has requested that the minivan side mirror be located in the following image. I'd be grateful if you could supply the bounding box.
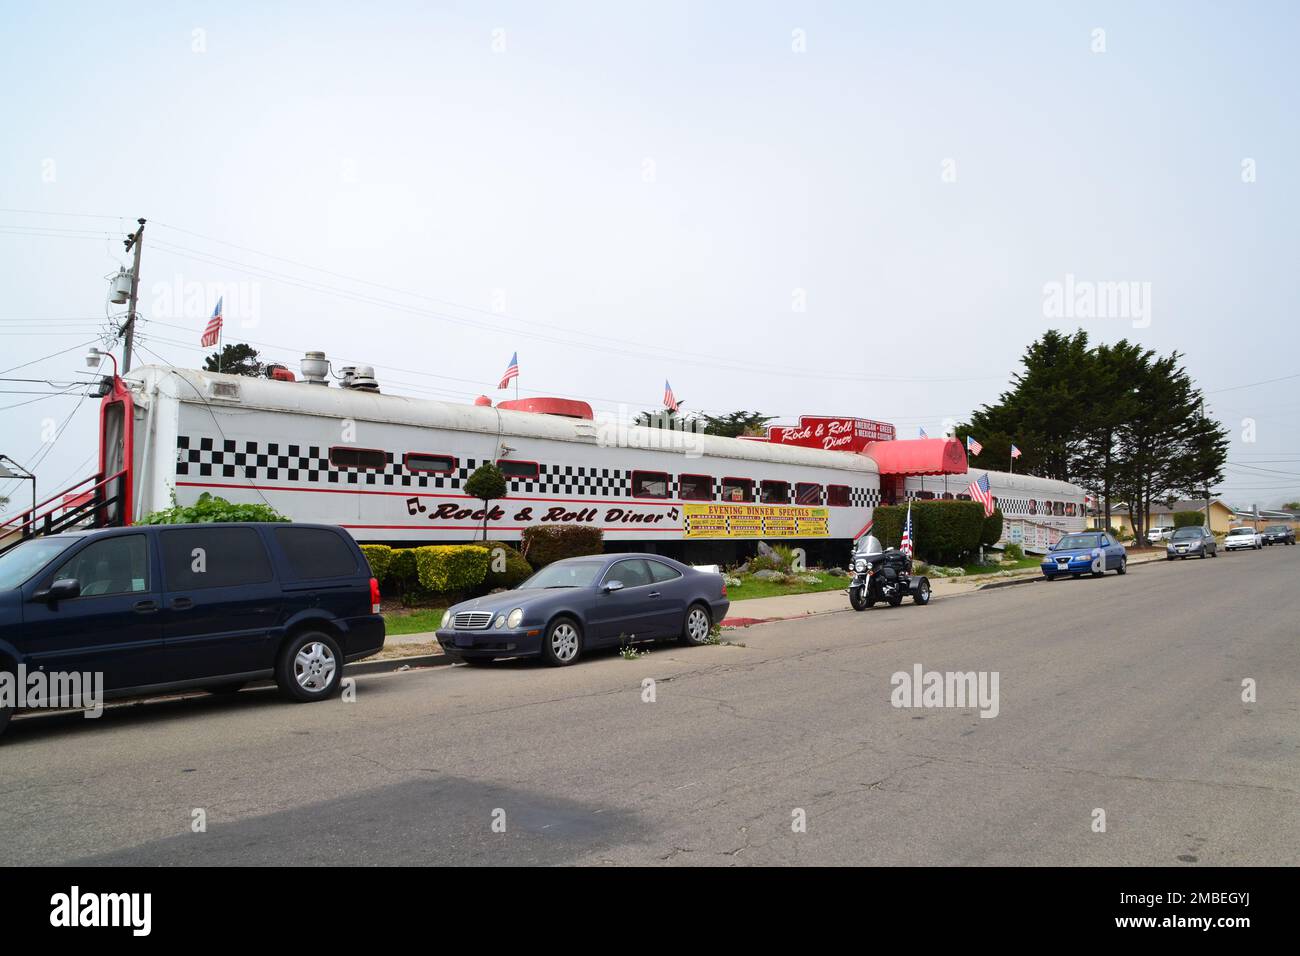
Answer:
[603,580,625,593]
[34,578,81,603]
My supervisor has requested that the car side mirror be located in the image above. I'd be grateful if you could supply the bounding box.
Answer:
[34,578,81,603]
[603,580,624,593]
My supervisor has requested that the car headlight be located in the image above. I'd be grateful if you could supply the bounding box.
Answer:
[494,614,507,629]
[507,608,524,628]
[440,609,452,629]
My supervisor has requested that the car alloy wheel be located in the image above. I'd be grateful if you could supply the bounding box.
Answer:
[682,605,711,645]
[1116,558,1126,575]
[543,619,581,666]
[295,641,337,692]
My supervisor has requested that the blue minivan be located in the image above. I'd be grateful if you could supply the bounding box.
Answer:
[0,523,385,736]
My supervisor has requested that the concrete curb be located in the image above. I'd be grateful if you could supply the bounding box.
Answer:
[346,654,451,675]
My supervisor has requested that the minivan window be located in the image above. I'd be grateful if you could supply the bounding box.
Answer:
[52,534,149,596]
[273,527,358,579]
[0,537,75,589]
[162,527,273,590]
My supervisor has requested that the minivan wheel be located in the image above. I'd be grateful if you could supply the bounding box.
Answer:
[540,617,582,667]
[276,631,343,702]
[681,603,712,646]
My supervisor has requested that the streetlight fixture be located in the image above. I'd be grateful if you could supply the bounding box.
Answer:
[0,455,36,525]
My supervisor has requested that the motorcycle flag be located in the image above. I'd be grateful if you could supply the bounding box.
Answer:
[900,501,914,558]
[1010,444,1022,459]
[663,379,679,412]
[497,352,519,389]
[968,472,995,516]
[201,297,223,348]
[966,435,983,457]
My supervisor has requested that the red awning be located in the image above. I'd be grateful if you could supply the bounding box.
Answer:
[862,438,968,476]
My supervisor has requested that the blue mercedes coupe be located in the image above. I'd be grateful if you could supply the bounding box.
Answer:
[435,553,730,666]
[1040,532,1128,580]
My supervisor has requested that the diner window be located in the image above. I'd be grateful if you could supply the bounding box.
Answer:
[795,482,822,505]
[404,453,457,474]
[760,480,790,504]
[827,485,851,507]
[329,446,387,470]
[1066,502,1077,517]
[497,459,539,481]
[678,474,713,501]
[720,477,754,503]
[632,470,671,499]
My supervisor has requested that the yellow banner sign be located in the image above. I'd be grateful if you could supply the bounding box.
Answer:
[683,503,829,539]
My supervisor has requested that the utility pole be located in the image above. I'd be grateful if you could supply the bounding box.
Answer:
[121,218,146,374]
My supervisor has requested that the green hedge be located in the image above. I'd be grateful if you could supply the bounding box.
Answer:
[1173,511,1204,528]
[482,540,534,589]
[520,526,604,567]
[359,544,393,582]
[139,491,288,524]
[414,545,491,592]
[871,500,988,565]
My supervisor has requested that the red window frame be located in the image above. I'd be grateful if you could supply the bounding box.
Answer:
[403,452,458,474]
[678,473,713,502]
[497,459,540,481]
[795,482,822,505]
[329,446,387,470]
[632,470,671,499]
[760,480,791,504]
[827,484,851,507]
[720,477,754,503]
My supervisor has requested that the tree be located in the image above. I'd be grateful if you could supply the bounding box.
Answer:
[1283,501,1300,512]
[699,410,775,438]
[463,463,507,542]
[203,343,262,377]
[634,409,699,430]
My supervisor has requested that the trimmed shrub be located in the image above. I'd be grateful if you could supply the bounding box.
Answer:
[871,500,986,565]
[139,491,288,524]
[1173,511,1204,529]
[482,540,534,590]
[359,544,394,583]
[389,548,419,590]
[414,545,491,592]
[520,526,604,567]
[1004,542,1025,561]
[980,507,1005,549]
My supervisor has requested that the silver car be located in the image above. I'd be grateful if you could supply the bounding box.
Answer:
[1166,527,1216,559]
[1224,527,1263,551]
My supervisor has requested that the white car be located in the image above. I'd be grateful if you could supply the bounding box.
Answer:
[1224,527,1263,551]
[1147,526,1177,542]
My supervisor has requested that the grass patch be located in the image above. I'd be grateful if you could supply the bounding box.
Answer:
[956,556,1042,576]
[383,607,448,636]
[724,573,848,601]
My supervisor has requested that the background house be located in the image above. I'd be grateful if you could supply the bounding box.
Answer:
[1103,499,1237,536]
[1230,508,1299,531]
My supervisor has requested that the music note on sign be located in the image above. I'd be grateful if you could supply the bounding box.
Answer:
[406,497,427,515]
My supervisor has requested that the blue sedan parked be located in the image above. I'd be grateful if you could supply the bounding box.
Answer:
[1040,532,1127,580]
[436,553,730,666]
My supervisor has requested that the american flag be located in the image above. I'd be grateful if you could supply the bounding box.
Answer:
[1010,444,1022,459]
[663,379,679,412]
[201,297,223,348]
[968,472,995,516]
[497,352,519,389]
[966,435,983,456]
[900,501,914,558]
[918,426,928,439]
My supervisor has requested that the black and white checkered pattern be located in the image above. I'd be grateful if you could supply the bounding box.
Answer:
[174,435,875,505]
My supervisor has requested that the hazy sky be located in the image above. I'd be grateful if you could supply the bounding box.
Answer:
[2,0,1297,510]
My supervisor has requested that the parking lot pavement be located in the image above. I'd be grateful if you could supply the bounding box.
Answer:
[1,544,1296,866]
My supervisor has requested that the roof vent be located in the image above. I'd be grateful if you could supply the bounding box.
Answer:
[340,365,380,393]
[300,351,329,385]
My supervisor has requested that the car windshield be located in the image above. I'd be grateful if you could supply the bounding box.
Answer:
[1171,528,1200,540]
[1264,525,1286,532]
[519,560,605,589]
[0,536,76,589]
[1054,534,1100,550]
[1227,528,1252,536]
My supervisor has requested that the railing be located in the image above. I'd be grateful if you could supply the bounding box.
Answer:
[0,470,128,553]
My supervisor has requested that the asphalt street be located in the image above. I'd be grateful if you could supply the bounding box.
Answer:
[1,545,1296,866]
